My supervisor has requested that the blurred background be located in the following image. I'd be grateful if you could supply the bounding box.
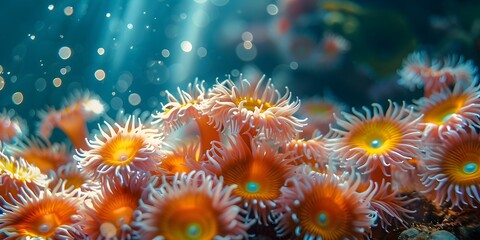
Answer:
[1,0,480,130]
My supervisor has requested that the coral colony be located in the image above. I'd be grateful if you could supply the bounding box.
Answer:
[1,51,480,240]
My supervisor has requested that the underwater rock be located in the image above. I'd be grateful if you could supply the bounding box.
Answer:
[399,228,429,240]
[427,230,458,240]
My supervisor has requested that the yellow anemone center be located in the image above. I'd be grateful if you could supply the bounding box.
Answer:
[443,143,480,184]
[235,97,272,112]
[158,194,219,240]
[348,120,402,155]
[101,135,144,166]
[423,95,467,125]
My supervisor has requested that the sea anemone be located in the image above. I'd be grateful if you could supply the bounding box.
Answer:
[154,140,204,182]
[0,182,83,239]
[136,170,249,240]
[368,179,416,229]
[205,76,306,143]
[0,109,27,143]
[5,136,71,174]
[151,79,219,155]
[414,82,480,140]
[274,169,377,239]
[38,90,105,150]
[298,96,345,136]
[328,100,422,175]
[0,152,48,204]
[48,162,98,192]
[419,127,480,208]
[281,132,330,172]
[204,136,294,225]
[81,172,153,239]
[398,51,477,96]
[75,116,162,183]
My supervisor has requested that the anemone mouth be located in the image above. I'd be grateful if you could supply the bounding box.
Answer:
[95,193,138,227]
[300,196,348,238]
[157,193,219,240]
[99,135,145,166]
[223,158,285,201]
[235,97,272,113]
[160,155,192,174]
[443,141,480,184]
[423,95,467,125]
[348,120,402,155]
[12,197,78,238]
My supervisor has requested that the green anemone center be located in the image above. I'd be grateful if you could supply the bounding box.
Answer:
[463,162,478,175]
[370,139,383,149]
[185,223,202,239]
[317,212,328,227]
[246,181,260,193]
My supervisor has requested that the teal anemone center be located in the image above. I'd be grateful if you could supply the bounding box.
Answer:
[317,212,328,226]
[370,139,383,149]
[246,181,260,193]
[463,162,478,175]
[442,113,454,123]
[186,223,201,239]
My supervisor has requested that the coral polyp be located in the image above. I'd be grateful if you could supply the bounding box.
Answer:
[0,182,83,239]
[275,170,377,239]
[420,127,480,208]
[75,116,162,182]
[328,100,422,174]
[205,76,306,141]
[136,171,248,240]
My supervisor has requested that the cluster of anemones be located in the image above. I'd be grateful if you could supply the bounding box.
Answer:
[1,53,479,239]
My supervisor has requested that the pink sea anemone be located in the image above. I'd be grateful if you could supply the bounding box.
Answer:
[75,116,162,183]
[414,82,480,140]
[419,127,480,208]
[0,182,83,239]
[136,171,249,239]
[275,169,377,239]
[327,100,422,175]
[205,76,306,143]
[204,136,295,225]
[38,90,105,150]
[81,172,152,239]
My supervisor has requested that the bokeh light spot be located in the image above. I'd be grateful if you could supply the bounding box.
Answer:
[97,48,105,55]
[266,4,279,15]
[58,46,72,60]
[128,93,141,106]
[53,77,62,87]
[181,41,193,52]
[64,6,73,16]
[12,92,23,105]
[35,78,46,92]
[95,69,106,81]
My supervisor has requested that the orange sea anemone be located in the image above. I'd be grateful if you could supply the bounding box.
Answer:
[0,109,27,143]
[414,82,480,140]
[154,140,204,181]
[398,51,477,97]
[327,100,422,175]
[136,171,249,240]
[151,79,219,156]
[281,132,330,172]
[368,179,416,229]
[38,90,106,150]
[75,116,162,183]
[204,136,294,225]
[0,182,83,239]
[81,172,153,239]
[6,136,71,174]
[0,152,48,204]
[205,76,306,142]
[48,162,98,192]
[419,127,480,208]
[298,96,345,136]
[274,170,377,239]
